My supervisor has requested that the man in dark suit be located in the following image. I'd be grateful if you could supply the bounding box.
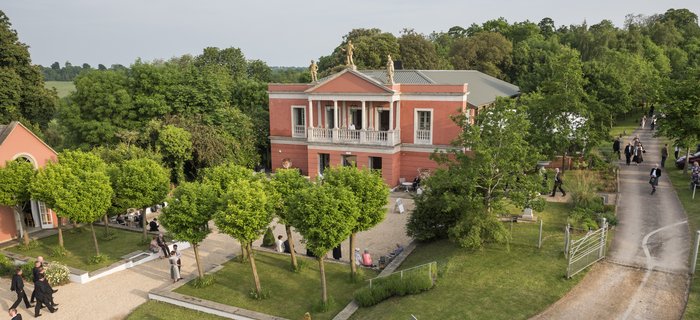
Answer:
[650,164,662,195]
[8,308,22,320]
[613,137,621,160]
[33,276,57,317]
[624,142,633,166]
[29,261,42,304]
[550,168,566,197]
[10,267,32,310]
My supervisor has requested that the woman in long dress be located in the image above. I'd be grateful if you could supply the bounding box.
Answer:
[169,253,180,283]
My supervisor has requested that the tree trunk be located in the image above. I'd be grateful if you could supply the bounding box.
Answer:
[349,233,357,277]
[247,244,262,296]
[684,148,691,175]
[319,256,328,304]
[57,218,64,248]
[14,206,30,246]
[285,225,298,270]
[239,241,247,262]
[193,244,204,278]
[90,223,100,256]
[142,207,148,241]
[103,214,109,233]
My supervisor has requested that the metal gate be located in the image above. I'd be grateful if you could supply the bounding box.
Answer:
[565,219,608,278]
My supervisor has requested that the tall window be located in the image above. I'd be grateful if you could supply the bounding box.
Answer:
[415,109,432,144]
[38,201,52,225]
[292,106,306,137]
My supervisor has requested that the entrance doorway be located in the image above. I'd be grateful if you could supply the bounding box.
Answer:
[319,153,330,176]
[325,108,335,128]
[378,110,390,131]
[369,156,382,172]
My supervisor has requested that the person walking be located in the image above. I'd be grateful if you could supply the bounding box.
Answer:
[661,144,669,168]
[172,244,182,273]
[550,168,566,197]
[10,267,32,310]
[650,164,662,195]
[33,276,57,317]
[168,252,181,283]
[613,137,621,160]
[156,232,171,258]
[641,115,647,128]
[624,142,633,166]
[29,261,41,304]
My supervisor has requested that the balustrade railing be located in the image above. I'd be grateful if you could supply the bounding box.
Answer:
[415,129,431,144]
[292,125,306,138]
[306,128,400,146]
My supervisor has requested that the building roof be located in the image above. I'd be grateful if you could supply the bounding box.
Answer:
[0,121,58,155]
[359,69,520,107]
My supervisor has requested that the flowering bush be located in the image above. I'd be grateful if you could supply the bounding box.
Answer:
[44,262,70,286]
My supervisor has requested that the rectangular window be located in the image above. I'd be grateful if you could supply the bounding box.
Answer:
[369,156,382,172]
[342,155,357,167]
[292,106,306,137]
[38,201,52,225]
[415,109,432,144]
[319,153,330,175]
[350,108,362,129]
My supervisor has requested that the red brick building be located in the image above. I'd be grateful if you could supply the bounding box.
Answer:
[268,69,519,186]
[0,122,59,244]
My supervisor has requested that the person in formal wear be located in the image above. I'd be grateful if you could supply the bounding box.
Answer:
[624,142,633,166]
[33,276,57,317]
[29,261,42,304]
[661,144,669,168]
[612,137,621,160]
[649,164,662,195]
[10,268,32,310]
[675,145,681,160]
[8,308,22,320]
[156,232,170,258]
[550,168,566,197]
[168,253,181,283]
[172,244,182,274]
[149,218,160,232]
[332,244,342,260]
[275,235,284,253]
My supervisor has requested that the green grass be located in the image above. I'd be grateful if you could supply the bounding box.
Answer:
[175,251,375,320]
[127,301,227,320]
[665,152,700,318]
[351,202,585,320]
[44,81,75,98]
[5,227,145,271]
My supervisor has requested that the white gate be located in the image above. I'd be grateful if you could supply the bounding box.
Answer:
[566,219,608,278]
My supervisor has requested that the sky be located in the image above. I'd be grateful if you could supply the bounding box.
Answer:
[4,0,700,68]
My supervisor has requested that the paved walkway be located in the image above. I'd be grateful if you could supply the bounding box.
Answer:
[0,196,412,320]
[533,128,691,320]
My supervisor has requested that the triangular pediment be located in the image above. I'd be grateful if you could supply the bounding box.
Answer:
[306,69,393,94]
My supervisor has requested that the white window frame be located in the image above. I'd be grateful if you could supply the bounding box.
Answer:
[414,108,433,145]
[350,106,362,129]
[324,106,335,129]
[374,106,390,131]
[38,201,53,227]
[291,106,306,137]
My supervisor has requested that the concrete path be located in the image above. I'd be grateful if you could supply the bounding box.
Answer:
[533,128,691,320]
[0,197,412,320]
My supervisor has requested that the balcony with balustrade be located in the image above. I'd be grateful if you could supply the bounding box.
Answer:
[306,127,401,146]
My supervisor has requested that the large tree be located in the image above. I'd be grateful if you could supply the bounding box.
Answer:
[449,31,513,80]
[214,179,274,297]
[30,151,113,255]
[658,67,700,174]
[321,166,388,278]
[157,125,193,185]
[318,28,400,74]
[289,183,359,305]
[160,181,216,278]
[0,160,35,245]
[270,168,310,271]
[398,29,440,69]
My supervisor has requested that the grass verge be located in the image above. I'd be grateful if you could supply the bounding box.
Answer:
[126,300,226,320]
[5,227,144,271]
[351,202,585,320]
[175,251,375,320]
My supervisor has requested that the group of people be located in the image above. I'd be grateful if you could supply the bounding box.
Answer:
[8,256,59,319]
[619,135,646,166]
[148,232,182,283]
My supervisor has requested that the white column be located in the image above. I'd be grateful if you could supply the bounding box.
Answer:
[342,101,347,128]
[361,100,367,129]
[396,100,401,131]
[308,99,314,128]
[389,99,394,131]
[317,101,322,128]
[333,100,338,129]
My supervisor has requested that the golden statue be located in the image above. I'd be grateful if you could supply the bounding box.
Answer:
[386,54,395,84]
[309,60,318,82]
[342,40,355,68]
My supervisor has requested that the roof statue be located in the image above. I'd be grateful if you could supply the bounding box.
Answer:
[341,40,356,69]
[309,60,318,82]
[386,55,395,84]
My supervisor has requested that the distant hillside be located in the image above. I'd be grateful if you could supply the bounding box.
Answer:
[45,81,75,98]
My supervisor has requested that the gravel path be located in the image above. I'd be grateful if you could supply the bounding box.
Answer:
[533,128,691,320]
[0,196,412,320]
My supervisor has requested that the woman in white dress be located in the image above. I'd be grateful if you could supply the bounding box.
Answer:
[169,253,180,283]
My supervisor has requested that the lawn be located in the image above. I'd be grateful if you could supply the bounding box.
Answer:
[665,157,700,318]
[350,202,587,320]
[175,251,375,320]
[44,81,75,98]
[127,301,227,320]
[5,226,145,271]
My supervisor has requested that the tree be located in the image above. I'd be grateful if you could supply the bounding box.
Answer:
[0,160,35,245]
[157,125,192,185]
[318,28,400,73]
[195,47,247,80]
[108,158,170,240]
[30,151,112,255]
[160,181,215,278]
[213,178,274,297]
[270,168,311,270]
[658,67,700,174]
[449,32,512,80]
[289,183,359,305]
[322,166,388,278]
[398,29,440,69]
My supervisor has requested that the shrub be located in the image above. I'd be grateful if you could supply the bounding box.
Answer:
[262,227,275,247]
[312,296,336,312]
[354,272,435,307]
[44,262,70,286]
[248,287,271,300]
[567,208,599,230]
[0,254,14,276]
[100,230,116,241]
[50,246,69,258]
[568,171,603,212]
[20,261,34,282]
[191,275,215,288]
[17,240,39,251]
[88,254,108,265]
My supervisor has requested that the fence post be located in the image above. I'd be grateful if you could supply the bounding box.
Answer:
[538,219,543,249]
[369,278,372,289]
[564,224,570,258]
[692,230,700,275]
[599,218,606,258]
